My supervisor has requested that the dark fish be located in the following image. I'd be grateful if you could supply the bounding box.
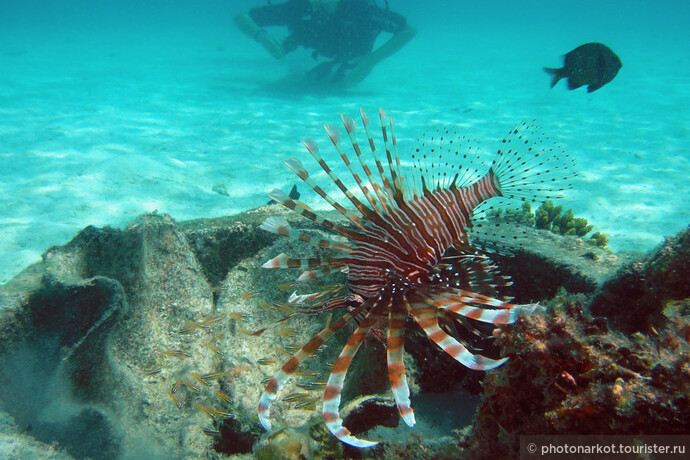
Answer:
[267,184,300,205]
[544,42,622,92]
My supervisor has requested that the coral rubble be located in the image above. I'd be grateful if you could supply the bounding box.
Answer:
[465,228,690,458]
[591,226,690,333]
[467,292,689,459]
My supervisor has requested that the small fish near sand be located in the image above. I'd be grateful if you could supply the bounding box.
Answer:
[544,42,622,92]
[266,184,300,205]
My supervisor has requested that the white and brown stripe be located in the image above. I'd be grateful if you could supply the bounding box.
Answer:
[257,108,574,447]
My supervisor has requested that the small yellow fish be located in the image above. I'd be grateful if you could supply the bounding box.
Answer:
[203,427,221,436]
[256,358,276,366]
[211,409,233,419]
[275,327,298,338]
[240,291,259,300]
[283,392,311,403]
[215,391,232,404]
[204,342,225,357]
[238,328,265,337]
[202,315,223,326]
[195,404,216,420]
[202,372,226,381]
[178,322,200,334]
[227,312,250,322]
[271,303,296,314]
[145,368,162,376]
[319,283,341,290]
[161,349,192,360]
[167,391,183,410]
[294,396,320,410]
[279,344,300,354]
[191,373,213,388]
[181,379,201,393]
[171,380,181,394]
[190,320,211,330]
[296,381,327,391]
[295,370,320,378]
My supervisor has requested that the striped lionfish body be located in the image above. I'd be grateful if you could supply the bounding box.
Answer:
[258,108,574,447]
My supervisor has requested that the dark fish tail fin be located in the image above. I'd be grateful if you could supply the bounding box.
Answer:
[543,67,563,88]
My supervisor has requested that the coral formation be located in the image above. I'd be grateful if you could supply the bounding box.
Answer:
[467,293,690,459]
[487,202,536,227]
[590,226,690,333]
[536,204,593,237]
[586,231,608,248]
[491,200,609,248]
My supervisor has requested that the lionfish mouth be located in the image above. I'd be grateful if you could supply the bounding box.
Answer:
[256,108,575,448]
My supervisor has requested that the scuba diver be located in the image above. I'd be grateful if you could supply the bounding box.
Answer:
[234,0,416,86]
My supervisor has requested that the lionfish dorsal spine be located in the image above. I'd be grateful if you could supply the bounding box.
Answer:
[266,188,362,242]
[283,156,366,230]
[259,217,353,253]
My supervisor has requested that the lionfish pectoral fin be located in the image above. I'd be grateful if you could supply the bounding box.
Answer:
[429,288,516,322]
[387,295,415,427]
[323,308,380,448]
[407,300,508,371]
[260,217,353,253]
[436,290,539,325]
[258,306,362,431]
[261,253,347,272]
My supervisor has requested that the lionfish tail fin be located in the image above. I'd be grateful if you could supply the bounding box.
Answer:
[490,121,576,204]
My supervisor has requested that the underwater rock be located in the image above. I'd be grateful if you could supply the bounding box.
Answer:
[30,407,120,460]
[340,395,399,435]
[475,222,624,304]
[179,213,277,289]
[0,213,217,458]
[253,426,315,460]
[590,226,690,333]
[211,182,230,196]
[0,408,74,460]
[0,208,637,458]
[467,293,689,459]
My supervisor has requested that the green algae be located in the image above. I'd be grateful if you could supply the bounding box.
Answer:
[491,200,609,248]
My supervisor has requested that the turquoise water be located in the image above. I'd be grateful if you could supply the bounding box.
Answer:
[1,0,689,283]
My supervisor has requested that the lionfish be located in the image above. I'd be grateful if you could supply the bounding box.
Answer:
[257,108,574,447]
